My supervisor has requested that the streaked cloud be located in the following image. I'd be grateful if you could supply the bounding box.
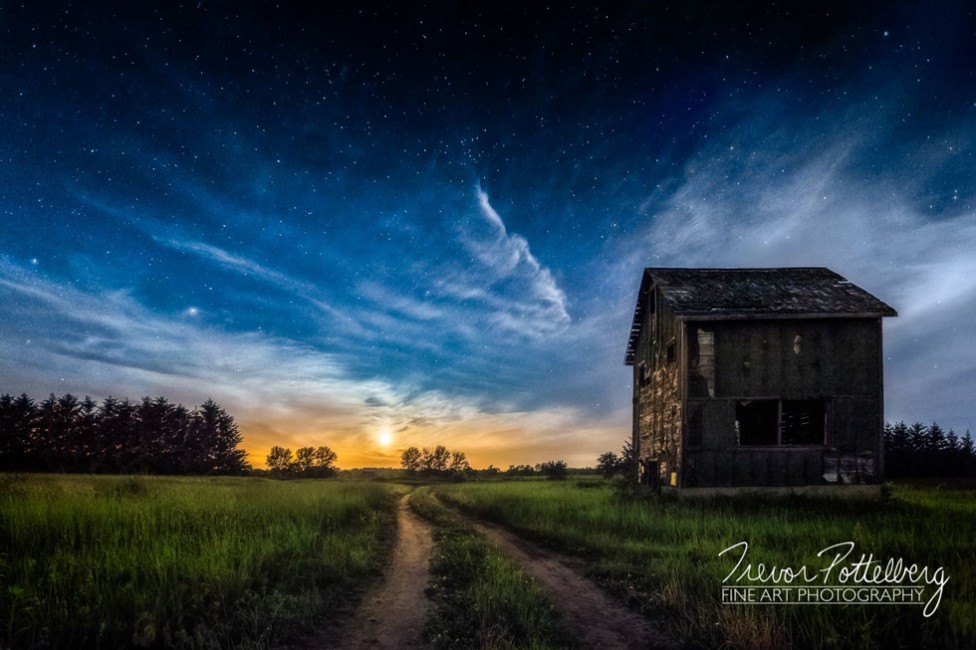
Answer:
[623,87,976,433]
[444,188,570,339]
[0,256,611,467]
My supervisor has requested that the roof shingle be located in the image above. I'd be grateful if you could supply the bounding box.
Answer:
[624,267,897,365]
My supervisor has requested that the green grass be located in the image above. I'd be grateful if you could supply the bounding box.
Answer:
[431,480,976,650]
[6,473,971,649]
[0,474,402,649]
[409,487,575,649]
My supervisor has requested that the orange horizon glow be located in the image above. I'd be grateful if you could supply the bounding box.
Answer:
[239,409,628,471]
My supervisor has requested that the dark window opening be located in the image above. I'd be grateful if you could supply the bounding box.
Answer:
[781,401,825,445]
[736,400,779,445]
[736,399,826,446]
[666,341,676,365]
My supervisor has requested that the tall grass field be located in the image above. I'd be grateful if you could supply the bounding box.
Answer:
[432,481,975,649]
[0,474,401,649]
[3,474,973,649]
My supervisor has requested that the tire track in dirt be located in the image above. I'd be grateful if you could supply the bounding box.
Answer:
[466,517,675,650]
[316,493,434,649]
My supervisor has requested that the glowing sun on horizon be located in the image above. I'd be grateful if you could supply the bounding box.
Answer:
[377,430,393,447]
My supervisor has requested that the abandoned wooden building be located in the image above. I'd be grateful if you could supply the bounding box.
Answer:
[625,268,897,495]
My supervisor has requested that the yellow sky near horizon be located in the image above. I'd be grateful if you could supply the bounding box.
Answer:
[239,407,629,470]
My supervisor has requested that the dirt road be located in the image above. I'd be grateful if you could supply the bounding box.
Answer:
[318,494,434,649]
[468,518,675,650]
[313,493,672,650]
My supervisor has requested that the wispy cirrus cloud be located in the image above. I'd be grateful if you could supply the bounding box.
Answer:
[162,238,300,288]
[0,256,612,467]
[154,235,369,336]
[442,187,571,339]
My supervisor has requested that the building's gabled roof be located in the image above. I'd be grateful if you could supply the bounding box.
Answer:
[625,267,897,365]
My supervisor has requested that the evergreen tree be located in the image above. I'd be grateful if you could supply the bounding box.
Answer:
[886,421,911,477]
[619,438,638,480]
[0,394,36,471]
[959,429,976,476]
[97,397,136,473]
[0,392,249,476]
[962,431,975,458]
[945,429,962,475]
[76,397,99,472]
[928,422,946,452]
[906,422,928,452]
[35,394,83,472]
[884,421,976,479]
[194,400,249,474]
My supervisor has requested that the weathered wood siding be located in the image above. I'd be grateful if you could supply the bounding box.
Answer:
[683,318,884,487]
[633,286,682,486]
[684,448,826,487]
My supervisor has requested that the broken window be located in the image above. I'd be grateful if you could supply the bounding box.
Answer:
[736,399,826,446]
[781,401,825,445]
[689,328,715,397]
[736,400,779,445]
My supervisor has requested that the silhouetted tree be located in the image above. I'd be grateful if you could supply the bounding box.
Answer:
[449,450,470,473]
[422,445,450,472]
[400,446,422,472]
[884,421,976,479]
[34,393,80,472]
[964,431,976,476]
[310,446,338,477]
[0,394,36,471]
[0,392,250,476]
[266,446,293,476]
[197,400,249,474]
[539,460,568,480]
[263,444,336,478]
[75,397,98,472]
[293,447,315,473]
[96,397,136,473]
[480,464,501,478]
[399,444,473,476]
[505,464,537,477]
[596,451,620,479]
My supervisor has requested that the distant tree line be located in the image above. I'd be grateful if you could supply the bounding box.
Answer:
[884,421,975,478]
[265,445,338,478]
[595,426,976,482]
[398,445,580,481]
[503,461,576,480]
[400,445,470,475]
[0,393,250,475]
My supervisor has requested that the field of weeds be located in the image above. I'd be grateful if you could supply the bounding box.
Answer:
[4,473,973,650]
[0,474,402,649]
[432,480,976,650]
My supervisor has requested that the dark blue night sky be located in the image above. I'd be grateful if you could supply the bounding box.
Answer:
[2,2,974,467]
